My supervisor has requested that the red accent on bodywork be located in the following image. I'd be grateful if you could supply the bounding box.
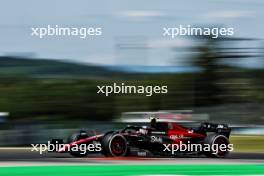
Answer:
[168,123,206,144]
[58,134,103,152]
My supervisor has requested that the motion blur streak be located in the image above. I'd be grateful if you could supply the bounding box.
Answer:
[0,165,264,176]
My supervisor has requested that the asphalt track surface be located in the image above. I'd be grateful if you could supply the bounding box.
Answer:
[0,148,263,166]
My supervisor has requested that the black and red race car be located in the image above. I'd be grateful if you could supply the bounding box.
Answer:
[51,118,231,158]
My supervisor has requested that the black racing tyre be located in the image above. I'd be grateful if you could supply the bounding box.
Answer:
[101,133,127,157]
[203,134,230,158]
[67,130,89,157]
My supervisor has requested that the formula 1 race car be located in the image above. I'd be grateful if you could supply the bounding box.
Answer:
[51,118,231,158]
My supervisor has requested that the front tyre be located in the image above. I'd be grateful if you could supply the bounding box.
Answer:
[101,133,127,157]
[67,130,89,157]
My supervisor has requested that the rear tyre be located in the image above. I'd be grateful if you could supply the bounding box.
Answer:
[203,134,230,158]
[101,133,127,157]
[67,130,89,157]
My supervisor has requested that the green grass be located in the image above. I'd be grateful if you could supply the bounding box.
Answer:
[230,135,264,153]
[0,165,264,176]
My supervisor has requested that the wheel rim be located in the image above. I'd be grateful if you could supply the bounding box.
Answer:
[110,136,126,156]
[213,136,229,157]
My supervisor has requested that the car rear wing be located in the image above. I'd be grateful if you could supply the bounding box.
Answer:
[200,122,231,137]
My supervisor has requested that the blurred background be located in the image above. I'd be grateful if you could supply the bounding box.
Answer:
[0,0,263,152]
